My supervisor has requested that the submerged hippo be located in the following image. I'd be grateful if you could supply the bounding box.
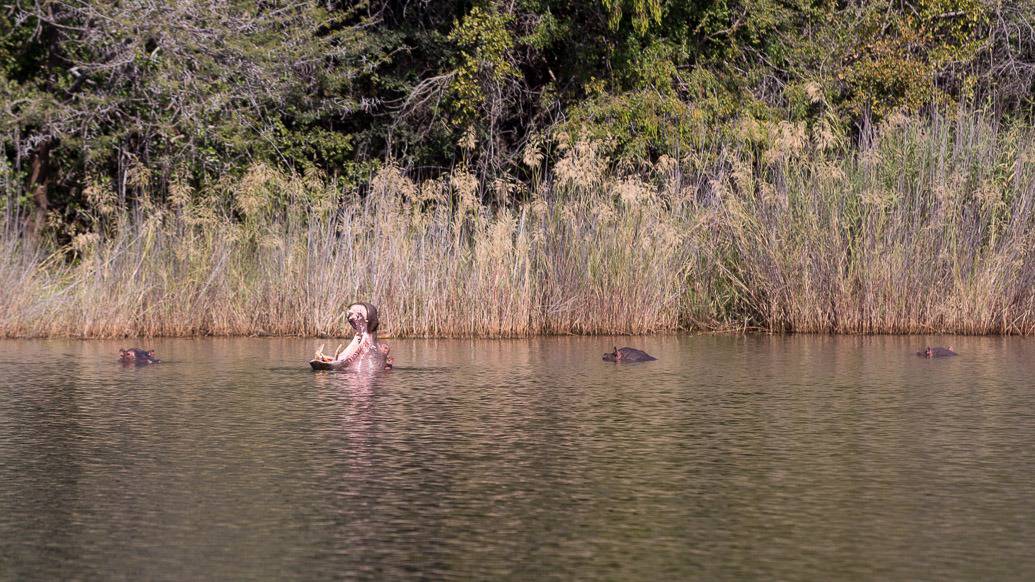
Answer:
[310,302,394,371]
[119,348,160,364]
[918,346,958,358]
[603,346,657,363]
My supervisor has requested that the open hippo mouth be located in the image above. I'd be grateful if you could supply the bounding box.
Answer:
[347,302,380,335]
[311,301,392,371]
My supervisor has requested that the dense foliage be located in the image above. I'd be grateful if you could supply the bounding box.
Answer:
[2,0,1033,235]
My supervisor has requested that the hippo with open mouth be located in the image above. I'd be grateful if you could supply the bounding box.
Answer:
[603,346,657,362]
[120,348,160,364]
[918,346,958,358]
[310,302,394,371]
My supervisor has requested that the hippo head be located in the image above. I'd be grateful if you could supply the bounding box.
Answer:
[119,348,159,363]
[924,346,933,358]
[347,302,380,335]
[602,346,620,362]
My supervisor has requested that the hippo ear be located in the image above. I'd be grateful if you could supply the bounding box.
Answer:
[147,350,155,357]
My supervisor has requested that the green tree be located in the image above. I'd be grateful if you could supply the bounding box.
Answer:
[0,0,384,230]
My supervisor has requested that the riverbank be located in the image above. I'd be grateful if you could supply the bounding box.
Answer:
[2,112,1034,338]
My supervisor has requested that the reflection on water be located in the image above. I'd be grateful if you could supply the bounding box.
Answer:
[1,335,1034,579]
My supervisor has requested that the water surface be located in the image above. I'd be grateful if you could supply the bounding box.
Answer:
[1,335,1034,580]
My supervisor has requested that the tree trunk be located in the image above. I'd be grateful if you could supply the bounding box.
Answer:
[26,141,51,237]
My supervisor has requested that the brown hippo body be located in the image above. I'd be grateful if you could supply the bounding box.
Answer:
[119,348,160,364]
[603,346,657,362]
[918,346,958,358]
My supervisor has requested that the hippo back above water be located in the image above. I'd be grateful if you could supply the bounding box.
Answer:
[120,348,160,364]
[603,346,657,362]
[918,346,957,358]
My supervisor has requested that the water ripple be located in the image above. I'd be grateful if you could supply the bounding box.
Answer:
[1,335,1034,579]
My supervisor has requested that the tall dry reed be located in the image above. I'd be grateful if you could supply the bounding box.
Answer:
[709,112,1035,334]
[1,110,1033,337]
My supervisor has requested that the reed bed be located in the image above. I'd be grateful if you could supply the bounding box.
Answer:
[2,111,1033,337]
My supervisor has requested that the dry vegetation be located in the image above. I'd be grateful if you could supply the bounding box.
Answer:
[2,111,1034,338]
